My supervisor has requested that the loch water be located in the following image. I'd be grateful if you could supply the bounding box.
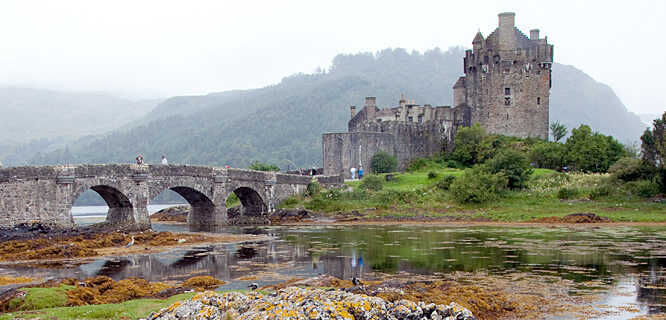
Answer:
[2,207,666,319]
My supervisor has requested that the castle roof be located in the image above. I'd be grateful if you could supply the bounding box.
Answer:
[473,31,484,43]
[453,77,466,89]
[485,27,534,49]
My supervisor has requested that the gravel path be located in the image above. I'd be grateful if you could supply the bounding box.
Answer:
[147,287,475,320]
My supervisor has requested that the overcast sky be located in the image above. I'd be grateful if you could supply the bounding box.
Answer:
[1,0,664,115]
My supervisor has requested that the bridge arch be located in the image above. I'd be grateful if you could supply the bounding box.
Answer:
[71,181,135,226]
[149,184,217,226]
[225,186,268,224]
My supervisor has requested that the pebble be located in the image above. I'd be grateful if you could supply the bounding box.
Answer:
[147,287,475,320]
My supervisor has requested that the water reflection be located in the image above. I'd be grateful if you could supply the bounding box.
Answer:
[2,224,666,316]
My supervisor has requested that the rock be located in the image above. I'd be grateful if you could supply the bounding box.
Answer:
[148,287,476,320]
[149,205,190,223]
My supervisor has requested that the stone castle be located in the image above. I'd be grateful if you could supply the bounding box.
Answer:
[323,12,554,177]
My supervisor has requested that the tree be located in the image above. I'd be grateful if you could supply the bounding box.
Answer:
[450,166,507,203]
[370,151,397,173]
[486,149,533,189]
[248,161,280,172]
[528,142,565,169]
[564,125,626,172]
[451,123,486,166]
[640,111,666,192]
[550,121,568,142]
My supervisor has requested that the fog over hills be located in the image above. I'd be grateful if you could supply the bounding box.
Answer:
[4,47,649,169]
[0,87,161,165]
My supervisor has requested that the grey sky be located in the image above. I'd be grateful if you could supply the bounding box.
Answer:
[1,0,664,114]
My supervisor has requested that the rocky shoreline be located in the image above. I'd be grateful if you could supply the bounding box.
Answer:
[147,287,476,320]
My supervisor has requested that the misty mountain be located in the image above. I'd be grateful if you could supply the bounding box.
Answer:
[0,87,161,165]
[24,47,648,169]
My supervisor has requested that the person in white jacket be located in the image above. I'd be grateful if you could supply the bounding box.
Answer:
[161,155,168,165]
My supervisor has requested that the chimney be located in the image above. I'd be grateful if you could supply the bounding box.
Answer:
[530,29,540,40]
[498,12,517,50]
[365,97,376,108]
[365,97,377,120]
[498,12,515,29]
[350,105,356,118]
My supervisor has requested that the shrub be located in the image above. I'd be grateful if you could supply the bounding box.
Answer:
[280,196,299,207]
[627,180,660,198]
[557,187,580,199]
[306,181,321,197]
[451,123,486,166]
[528,142,565,169]
[486,149,533,189]
[376,190,419,206]
[589,184,616,200]
[446,160,464,169]
[450,167,507,204]
[427,171,438,179]
[435,175,456,190]
[359,175,384,191]
[609,157,654,182]
[407,158,429,172]
[248,161,280,172]
[370,151,398,174]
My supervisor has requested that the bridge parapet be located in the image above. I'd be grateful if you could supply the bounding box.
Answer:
[0,164,343,230]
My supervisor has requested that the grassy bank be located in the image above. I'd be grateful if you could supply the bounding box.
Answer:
[280,165,665,222]
[0,284,196,320]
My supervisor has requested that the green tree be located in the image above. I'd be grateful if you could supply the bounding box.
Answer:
[248,161,280,172]
[640,112,666,192]
[370,151,397,173]
[451,123,486,166]
[450,166,507,203]
[564,125,625,172]
[528,142,565,169]
[486,149,533,189]
[550,121,568,142]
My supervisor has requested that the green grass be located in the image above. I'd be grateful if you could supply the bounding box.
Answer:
[1,291,196,320]
[279,163,664,222]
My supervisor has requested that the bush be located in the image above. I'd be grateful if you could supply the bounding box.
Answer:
[557,187,580,199]
[359,175,384,191]
[528,142,565,169]
[280,196,299,207]
[306,181,321,197]
[609,157,654,182]
[446,160,464,169]
[407,158,429,172]
[427,171,438,179]
[435,175,456,190]
[370,151,398,174]
[589,184,616,200]
[248,161,280,172]
[450,167,507,204]
[486,149,533,189]
[451,123,486,166]
[376,190,419,206]
[627,180,660,198]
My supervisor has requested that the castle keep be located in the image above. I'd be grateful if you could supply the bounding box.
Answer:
[323,12,553,177]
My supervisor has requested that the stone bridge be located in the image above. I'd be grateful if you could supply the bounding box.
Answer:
[0,164,342,230]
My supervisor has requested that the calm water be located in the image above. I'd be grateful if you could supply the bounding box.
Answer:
[3,206,666,318]
[71,204,185,226]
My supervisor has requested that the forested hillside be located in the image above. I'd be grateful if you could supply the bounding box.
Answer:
[0,87,159,165]
[27,47,648,169]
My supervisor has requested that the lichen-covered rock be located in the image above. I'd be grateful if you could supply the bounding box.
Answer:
[147,287,475,320]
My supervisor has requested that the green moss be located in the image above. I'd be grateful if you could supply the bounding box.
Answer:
[0,292,196,320]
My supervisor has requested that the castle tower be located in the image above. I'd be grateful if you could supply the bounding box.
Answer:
[455,12,553,139]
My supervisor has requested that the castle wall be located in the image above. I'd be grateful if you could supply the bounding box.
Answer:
[323,121,449,177]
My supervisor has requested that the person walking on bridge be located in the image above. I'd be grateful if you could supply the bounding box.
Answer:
[161,155,168,165]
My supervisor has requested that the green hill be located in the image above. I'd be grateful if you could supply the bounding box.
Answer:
[26,47,648,169]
